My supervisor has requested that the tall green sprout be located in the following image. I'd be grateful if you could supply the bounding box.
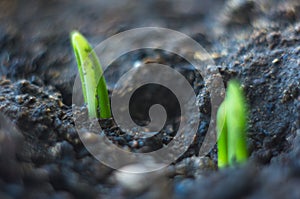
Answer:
[217,80,248,168]
[71,31,111,119]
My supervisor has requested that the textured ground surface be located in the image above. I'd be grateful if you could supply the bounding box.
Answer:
[0,0,300,198]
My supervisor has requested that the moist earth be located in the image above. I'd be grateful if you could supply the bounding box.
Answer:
[0,0,300,198]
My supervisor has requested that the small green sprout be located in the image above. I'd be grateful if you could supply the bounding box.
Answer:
[217,80,248,168]
[71,31,111,119]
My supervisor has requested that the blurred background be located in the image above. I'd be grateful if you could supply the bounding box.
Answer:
[0,1,299,198]
[0,0,298,105]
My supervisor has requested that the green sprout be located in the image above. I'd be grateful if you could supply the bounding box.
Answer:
[71,31,111,119]
[217,80,248,168]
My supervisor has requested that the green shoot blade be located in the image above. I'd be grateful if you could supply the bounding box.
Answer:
[71,31,111,119]
[226,80,248,165]
[217,101,228,168]
[88,49,111,119]
[217,79,248,168]
[71,31,88,103]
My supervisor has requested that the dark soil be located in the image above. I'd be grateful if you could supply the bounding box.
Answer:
[0,0,299,198]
